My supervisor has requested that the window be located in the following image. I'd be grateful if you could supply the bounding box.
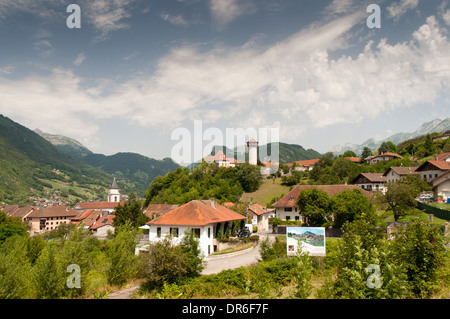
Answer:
[192,228,201,238]
[157,227,161,237]
[208,227,211,238]
[295,216,300,221]
[286,216,291,221]
[285,207,292,212]
[170,228,179,237]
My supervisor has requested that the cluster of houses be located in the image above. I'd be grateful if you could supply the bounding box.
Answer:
[3,138,450,257]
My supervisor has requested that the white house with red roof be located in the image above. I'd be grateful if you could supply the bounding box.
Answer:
[147,199,246,256]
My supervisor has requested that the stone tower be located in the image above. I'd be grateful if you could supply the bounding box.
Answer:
[247,138,258,165]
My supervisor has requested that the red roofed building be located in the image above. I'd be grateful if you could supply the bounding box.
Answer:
[90,214,116,238]
[351,173,387,194]
[415,160,450,183]
[145,204,179,220]
[147,199,246,255]
[247,203,273,232]
[74,201,123,213]
[365,152,402,164]
[272,185,372,221]
[27,206,79,235]
[293,159,320,172]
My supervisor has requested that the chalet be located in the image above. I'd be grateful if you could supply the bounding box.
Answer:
[415,160,450,183]
[247,203,272,232]
[383,166,419,183]
[365,152,402,164]
[205,150,236,168]
[147,199,246,256]
[71,209,103,228]
[27,206,79,235]
[351,173,387,194]
[431,170,450,202]
[145,204,179,220]
[433,152,450,162]
[272,185,372,222]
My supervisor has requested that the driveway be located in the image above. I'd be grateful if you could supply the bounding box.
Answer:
[201,233,275,275]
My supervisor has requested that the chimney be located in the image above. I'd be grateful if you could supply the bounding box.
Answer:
[211,198,216,208]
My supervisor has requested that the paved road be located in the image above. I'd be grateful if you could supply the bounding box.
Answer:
[201,233,274,275]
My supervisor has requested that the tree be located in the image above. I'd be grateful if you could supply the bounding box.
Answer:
[386,141,397,153]
[291,251,313,299]
[361,147,372,160]
[296,188,332,227]
[378,142,390,154]
[114,193,150,228]
[342,150,357,158]
[331,189,377,228]
[391,219,446,298]
[105,223,138,287]
[180,230,205,278]
[383,182,419,221]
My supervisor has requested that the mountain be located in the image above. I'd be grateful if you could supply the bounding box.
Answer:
[0,115,112,204]
[207,142,321,164]
[36,130,180,196]
[330,118,450,155]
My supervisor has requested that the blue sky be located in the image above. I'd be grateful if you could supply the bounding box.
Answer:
[0,0,450,162]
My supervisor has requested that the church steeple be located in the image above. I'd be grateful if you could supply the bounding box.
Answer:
[107,177,120,202]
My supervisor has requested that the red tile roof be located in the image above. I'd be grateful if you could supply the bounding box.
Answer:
[433,152,450,162]
[272,185,372,208]
[90,214,115,230]
[74,201,123,211]
[416,160,450,172]
[148,200,245,226]
[345,157,362,163]
[248,203,268,216]
[72,209,103,227]
[383,166,418,176]
[145,204,179,218]
[294,159,320,167]
[353,173,387,183]
[372,152,403,159]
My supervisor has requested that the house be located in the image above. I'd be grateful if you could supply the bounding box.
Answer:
[365,152,402,164]
[26,206,79,235]
[293,159,320,172]
[415,160,450,183]
[383,166,419,183]
[432,130,450,141]
[247,203,271,232]
[431,170,450,202]
[351,173,387,193]
[147,199,246,256]
[205,150,237,168]
[1,205,35,222]
[433,152,450,162]
[272,185,372,222]
[89,214,116,238]
[145,204,179,220]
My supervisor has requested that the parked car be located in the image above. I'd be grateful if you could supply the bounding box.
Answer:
[238,229,251,238]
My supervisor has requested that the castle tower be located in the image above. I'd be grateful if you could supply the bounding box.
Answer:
[247,138,258,165]
[107,177,121,203]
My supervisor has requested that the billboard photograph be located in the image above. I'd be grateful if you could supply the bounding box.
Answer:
[287,227,326,257]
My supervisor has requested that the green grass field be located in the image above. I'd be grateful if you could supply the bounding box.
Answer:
[240,178,291,205]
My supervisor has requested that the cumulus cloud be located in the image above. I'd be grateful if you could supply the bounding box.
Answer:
[210,0,255,29]
[74,52,87,66]
[387,0,420,20]
[1,11,450,147]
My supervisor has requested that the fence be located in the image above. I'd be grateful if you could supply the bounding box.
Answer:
[416,201,450,221]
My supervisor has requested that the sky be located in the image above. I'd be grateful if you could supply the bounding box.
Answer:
[0,0,450,163]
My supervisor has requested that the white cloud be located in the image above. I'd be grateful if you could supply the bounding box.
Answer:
[443,9,450,25]
[1,12,450,148]
[74,52,86,66]
[387,0,420,20]
[160,12,189,26]
[210,0,255,29]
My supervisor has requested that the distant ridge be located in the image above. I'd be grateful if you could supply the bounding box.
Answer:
[330,118,450,155]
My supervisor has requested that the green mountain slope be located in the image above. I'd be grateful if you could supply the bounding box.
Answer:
[0,115,112,204]
[35,130,181,196]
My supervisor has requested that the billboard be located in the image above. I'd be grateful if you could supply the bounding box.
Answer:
[286,227,326,256]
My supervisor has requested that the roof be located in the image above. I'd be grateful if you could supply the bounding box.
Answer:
[434,152,450,162]
[294,159,320,167]
[431,170,450,188]
[248,203,268,216]
[8,206,35,219]
[90,214,115,230]
[352,173,387,183]
[273,185,372,208]
[28,206,79,218]
[247,138,258,144]
[72,209,103,227]
[371,152,403,159]
[383,166,418,176]
[1,205,20,215]
[148,200,246,226]
[74,201,123,211]
[110,178,119,190]
[345,157,362,163]
[205,151,237,163]
[145,204,179,217]
[416,160,450,172]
